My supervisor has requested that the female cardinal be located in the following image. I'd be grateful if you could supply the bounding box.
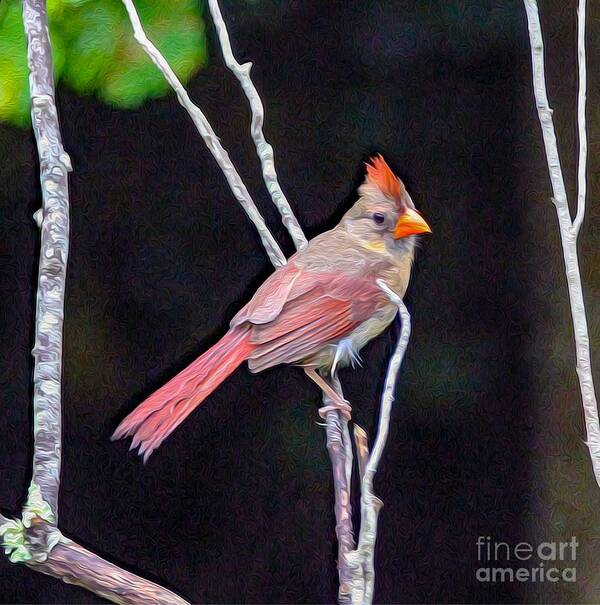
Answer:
[113,155,430,460]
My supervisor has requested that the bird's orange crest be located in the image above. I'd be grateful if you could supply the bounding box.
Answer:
[365,154,405,203]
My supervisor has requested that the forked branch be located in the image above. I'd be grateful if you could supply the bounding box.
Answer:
[119,2,412,603]
[345,285,411,605]
[206,0,308,251]
[121,0,286,267]
[523,0,600,485]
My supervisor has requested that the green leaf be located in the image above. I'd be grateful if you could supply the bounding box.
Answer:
[60,2,122,94]
[49,21,67,81]
[0,2,30,126]
[0,2,9,25]
[0,0,208,127]
[0,1,64,125]
[99,0,207,108]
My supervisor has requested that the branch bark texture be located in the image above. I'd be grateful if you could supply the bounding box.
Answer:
[523,0,600,486]
[23,0,71,519]
[322,377,355,604]
[29,535,188,605]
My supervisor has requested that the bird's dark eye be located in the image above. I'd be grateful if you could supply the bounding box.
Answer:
[373,212,386,225]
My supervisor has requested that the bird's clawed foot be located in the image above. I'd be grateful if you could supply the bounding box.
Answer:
[318,398,352,420]
[304,367,352,420]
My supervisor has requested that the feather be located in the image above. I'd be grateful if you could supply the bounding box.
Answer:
[360,154,415,212]
[246,273,387,371]
[365,154,404,202]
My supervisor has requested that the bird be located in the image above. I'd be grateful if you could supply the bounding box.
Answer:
[113,155,431,461]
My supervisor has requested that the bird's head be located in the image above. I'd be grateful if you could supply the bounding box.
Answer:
[343,155,431,252]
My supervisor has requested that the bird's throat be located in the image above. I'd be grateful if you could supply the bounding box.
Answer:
[361,240,388,254]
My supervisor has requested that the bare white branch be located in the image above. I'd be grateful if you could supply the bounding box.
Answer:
[207,0,308,251]
[345,284,411,605]
[322,374,355,605]
[353,425,369,483]
[120,0,286,268]
[366,283,410,475]
[0,2,194,603]
[27,535,189,605]
[522,1,569,216]
[342,417,354,502]
[523,0,600,485]
[573,0,587,235]
[23,0,71,525]
[337,285,410,604]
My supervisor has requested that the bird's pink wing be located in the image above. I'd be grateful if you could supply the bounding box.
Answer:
[231,263,304,326]
[245,271,386,372]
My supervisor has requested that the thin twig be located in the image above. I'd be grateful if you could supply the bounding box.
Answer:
[365,285,410,475]
[573,0,587,235]
[347,286,411,605]
[523,0,600,485]
[120,0,286,268]
[207,0,308,251]
[353,425,369,483]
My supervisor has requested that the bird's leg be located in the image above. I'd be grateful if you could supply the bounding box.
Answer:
[304,367,352,420]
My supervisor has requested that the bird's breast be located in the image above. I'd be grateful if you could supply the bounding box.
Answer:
[306,303,397,371]
[377,254,413,300]
[346,304,398,353]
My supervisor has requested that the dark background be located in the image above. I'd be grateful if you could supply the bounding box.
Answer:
[2,0,600,602]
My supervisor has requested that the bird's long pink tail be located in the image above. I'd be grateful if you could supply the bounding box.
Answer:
[112,326,253,461]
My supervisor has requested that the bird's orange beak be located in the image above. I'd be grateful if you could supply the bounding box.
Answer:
[392,208,432,239]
